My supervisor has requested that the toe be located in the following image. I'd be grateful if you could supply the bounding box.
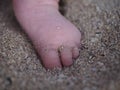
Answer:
[72,47,80,59]
[59,47,73,67]
[39,49,62,69]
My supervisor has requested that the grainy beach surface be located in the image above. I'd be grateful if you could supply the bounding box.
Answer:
[0,0,120,90]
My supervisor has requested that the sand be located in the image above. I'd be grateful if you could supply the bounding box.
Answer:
[0,0,120,90]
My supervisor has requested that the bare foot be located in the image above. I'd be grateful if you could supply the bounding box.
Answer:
[13,0,81,69]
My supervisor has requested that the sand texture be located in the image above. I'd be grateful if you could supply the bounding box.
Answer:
[0,0,120,90]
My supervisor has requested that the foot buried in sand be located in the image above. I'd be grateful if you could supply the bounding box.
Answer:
[13,0,81,69]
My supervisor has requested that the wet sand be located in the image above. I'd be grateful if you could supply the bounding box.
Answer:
[0,0,120,90]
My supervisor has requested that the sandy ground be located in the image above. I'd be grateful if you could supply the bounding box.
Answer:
[0,0,120,90]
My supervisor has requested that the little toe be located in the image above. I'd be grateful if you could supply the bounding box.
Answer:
[39,49,62,69]
[59,47,73,67]
[72,47,80,59]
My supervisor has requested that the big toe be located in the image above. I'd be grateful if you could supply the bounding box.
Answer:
[39,48,62,69]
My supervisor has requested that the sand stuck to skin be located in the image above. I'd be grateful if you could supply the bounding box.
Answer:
[0,0,120,90]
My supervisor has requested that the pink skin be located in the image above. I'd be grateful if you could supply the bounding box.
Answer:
[12,0,81,69]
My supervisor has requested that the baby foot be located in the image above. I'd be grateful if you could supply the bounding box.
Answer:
[13,0,81,69]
